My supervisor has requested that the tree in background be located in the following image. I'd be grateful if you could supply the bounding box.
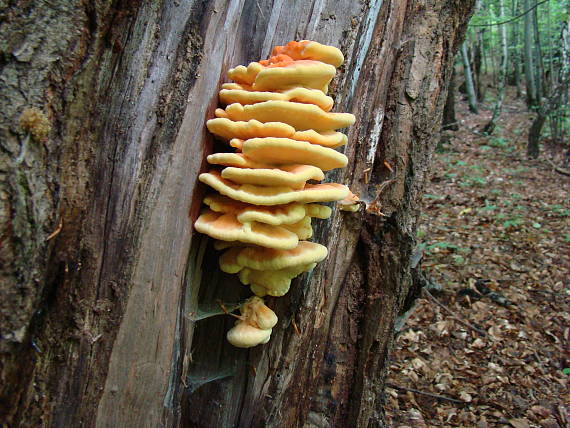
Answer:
[455,0,568,157]
[483,0,509,134]
[0,1,477,427]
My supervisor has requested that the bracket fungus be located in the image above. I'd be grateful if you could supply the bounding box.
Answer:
[194,41,355,347]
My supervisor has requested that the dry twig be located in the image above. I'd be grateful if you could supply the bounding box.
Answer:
[386,383,465,404]
[546,158,570,176]
[422,289,487,337]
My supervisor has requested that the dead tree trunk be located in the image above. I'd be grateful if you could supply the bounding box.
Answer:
[0,1,475,427]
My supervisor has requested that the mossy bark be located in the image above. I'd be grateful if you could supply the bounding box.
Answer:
[0,0,475,427]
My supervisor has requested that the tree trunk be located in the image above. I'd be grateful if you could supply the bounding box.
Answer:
[511,0,523,97]
[461,42,479,113]
[527,113,546,158]
[0,1,475,427]
[442,64,459,131]
[524,0,538,108]
[483,0,508,134]
[532,2,545,101]
[526,16,570,158]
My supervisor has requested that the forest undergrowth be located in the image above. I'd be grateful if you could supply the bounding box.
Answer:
[385,91,569,428]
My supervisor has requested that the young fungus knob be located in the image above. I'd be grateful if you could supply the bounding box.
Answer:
[226,321,272,348]
[338,190,361,212]
[240,296,278,330]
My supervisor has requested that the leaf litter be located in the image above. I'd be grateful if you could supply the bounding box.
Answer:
[385,91,569,427]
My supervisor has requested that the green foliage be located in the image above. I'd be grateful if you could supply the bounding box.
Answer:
[426,241,459,252]
[460,175,488,187]
[548,204,570,217]
[502,216,524,229]
[489,136,508,148]
[452,255,466,265]
[424,194,445,200]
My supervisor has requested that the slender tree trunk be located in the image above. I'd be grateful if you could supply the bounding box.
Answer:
[532,3,545,101]
[527,113,546,158]
[483,0,508,134]
[474,30,485,101]
[512,0,523,97]
[443,64,459,131]
[462,42,479,113]
[524,0,538,108]
[545,2,558,141]
[0,1,476,427]
[546,1,556,88]
[527,16,570,157]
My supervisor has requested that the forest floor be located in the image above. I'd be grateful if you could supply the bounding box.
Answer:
[384,91,569,428]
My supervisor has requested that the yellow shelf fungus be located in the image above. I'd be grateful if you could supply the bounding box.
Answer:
[204,194,307,225]
[194,209,300,250]
[268,40,345,68]
[221,164,324,189]
[259,60,337,92]
[198,171,349,206]
[240,263,317,297]
[194,41,356,347]
[290,129,347,148]
[219,242,328,297]
[229,137,348,171]
[206,118,295,141]
[224,101,355,131]
[207,118,347,148]
[219,87,334,111]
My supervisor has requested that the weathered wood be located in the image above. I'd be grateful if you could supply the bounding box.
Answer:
[0,0,475,427]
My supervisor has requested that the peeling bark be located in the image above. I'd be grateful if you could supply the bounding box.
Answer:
[0,0,475,427]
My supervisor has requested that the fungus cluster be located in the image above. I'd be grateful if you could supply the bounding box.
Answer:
[195,41,355,348]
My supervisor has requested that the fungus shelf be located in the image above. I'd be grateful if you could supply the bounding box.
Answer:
[195,40,357,348]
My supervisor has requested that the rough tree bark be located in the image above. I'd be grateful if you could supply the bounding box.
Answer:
[0,0,475,427]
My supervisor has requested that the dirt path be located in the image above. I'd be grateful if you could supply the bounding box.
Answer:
[385,94,569,427]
